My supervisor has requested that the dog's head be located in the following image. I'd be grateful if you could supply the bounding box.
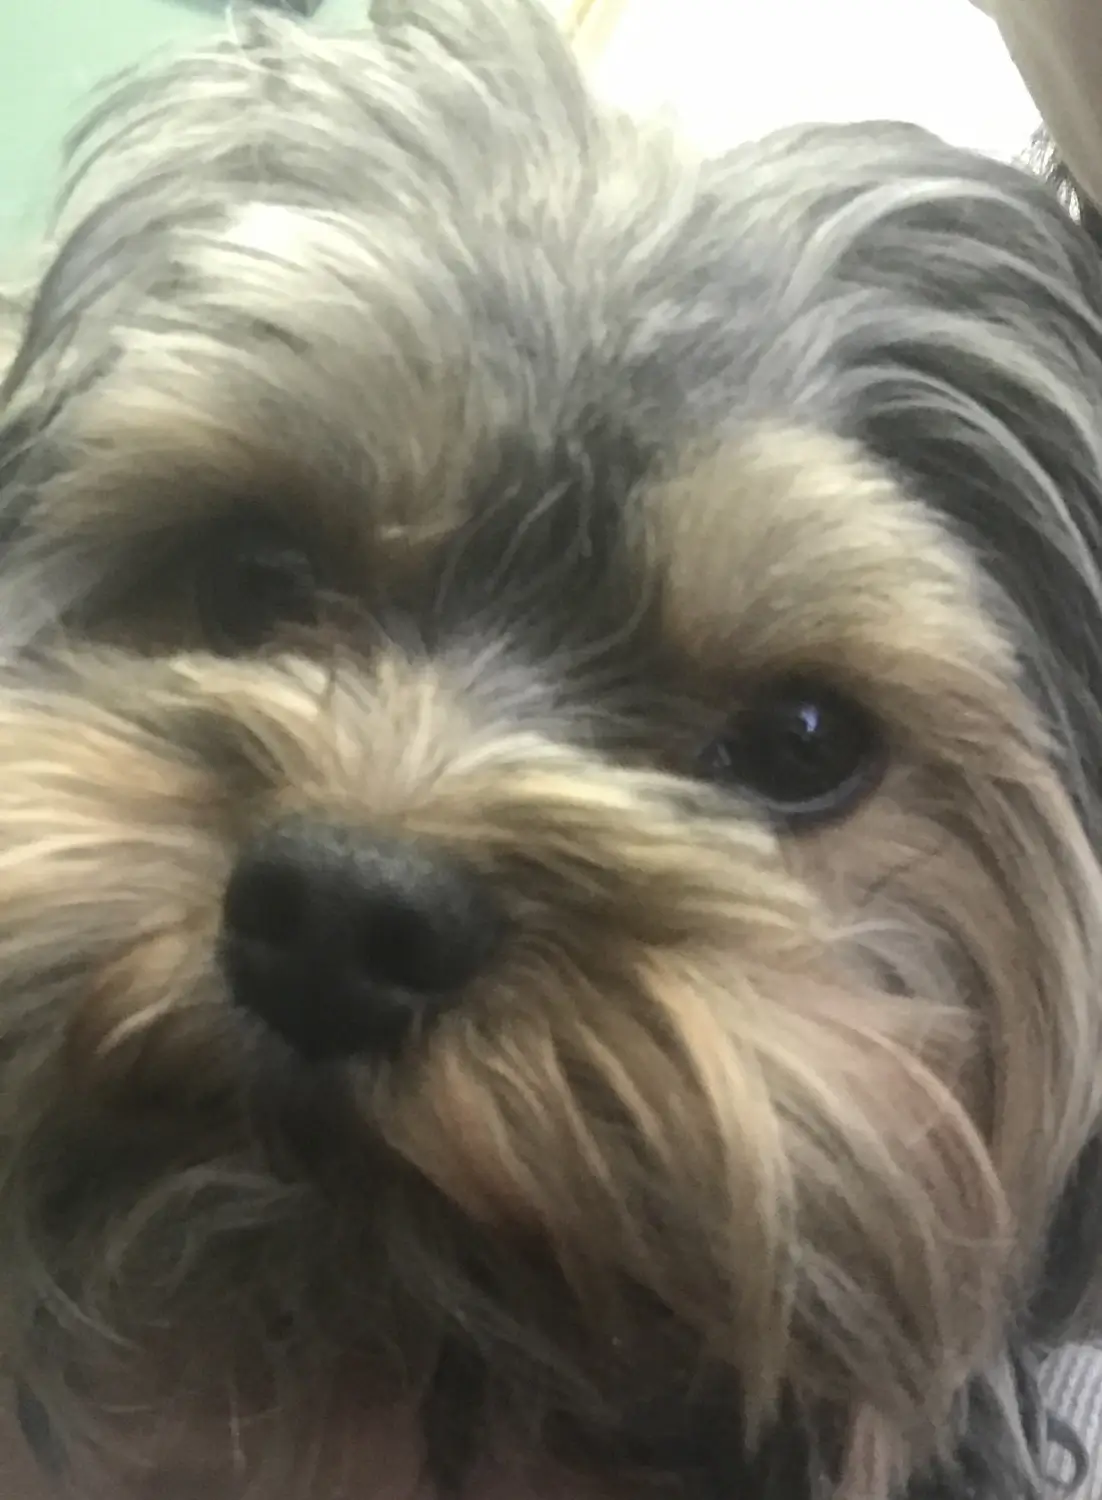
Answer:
[2,4,1102,1497]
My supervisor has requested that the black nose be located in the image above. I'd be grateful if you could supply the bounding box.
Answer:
[221,819,503,1061]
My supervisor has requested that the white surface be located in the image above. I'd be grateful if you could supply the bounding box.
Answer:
[583,0,1040,157]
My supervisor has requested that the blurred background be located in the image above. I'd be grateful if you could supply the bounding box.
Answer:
[0,0,1039,263]
[572,0,1037,155]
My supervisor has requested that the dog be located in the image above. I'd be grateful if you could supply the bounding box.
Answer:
[2,2,1102,1496]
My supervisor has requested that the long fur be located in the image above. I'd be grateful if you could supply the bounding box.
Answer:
[1,5,1102,1498]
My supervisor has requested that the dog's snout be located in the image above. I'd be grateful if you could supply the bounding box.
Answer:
[221,817,503,1060]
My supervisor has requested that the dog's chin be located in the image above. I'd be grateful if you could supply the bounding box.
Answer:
[21,1338,815,1500]
[6,955,996,1500]
[36,1407,808,1500]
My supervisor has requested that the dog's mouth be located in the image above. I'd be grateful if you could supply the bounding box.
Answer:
[11,1005,827,1499]
[11,1321,819,1500]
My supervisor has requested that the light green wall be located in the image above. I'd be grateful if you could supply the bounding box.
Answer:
[0,0,363,267]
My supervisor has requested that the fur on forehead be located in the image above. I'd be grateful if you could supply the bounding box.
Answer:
[0,6,1100,702]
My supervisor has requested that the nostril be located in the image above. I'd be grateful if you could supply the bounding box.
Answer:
[354,889,499,995]
[223,857,307,950]
[355,901,437,992]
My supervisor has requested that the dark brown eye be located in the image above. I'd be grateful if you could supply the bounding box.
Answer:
[195,520,319,652]
[699,677,883,826]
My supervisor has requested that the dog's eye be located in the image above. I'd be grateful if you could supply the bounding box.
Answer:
[195,522,319,652]
[699,677,882,825]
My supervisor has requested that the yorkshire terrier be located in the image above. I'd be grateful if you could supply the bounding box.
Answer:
[2,3,1102,1497]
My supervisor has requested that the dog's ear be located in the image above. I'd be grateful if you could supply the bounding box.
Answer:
[1028,1136,1102,1341]
[1015,144,1102,1345]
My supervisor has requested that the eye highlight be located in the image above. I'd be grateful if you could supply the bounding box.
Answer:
[194,518,320,653]
[698,676,883,826]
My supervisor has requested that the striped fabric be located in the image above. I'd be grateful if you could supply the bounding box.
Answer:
[1043,1345,1102,1496]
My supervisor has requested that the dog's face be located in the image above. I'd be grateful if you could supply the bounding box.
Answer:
[3,5,1102,1498]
